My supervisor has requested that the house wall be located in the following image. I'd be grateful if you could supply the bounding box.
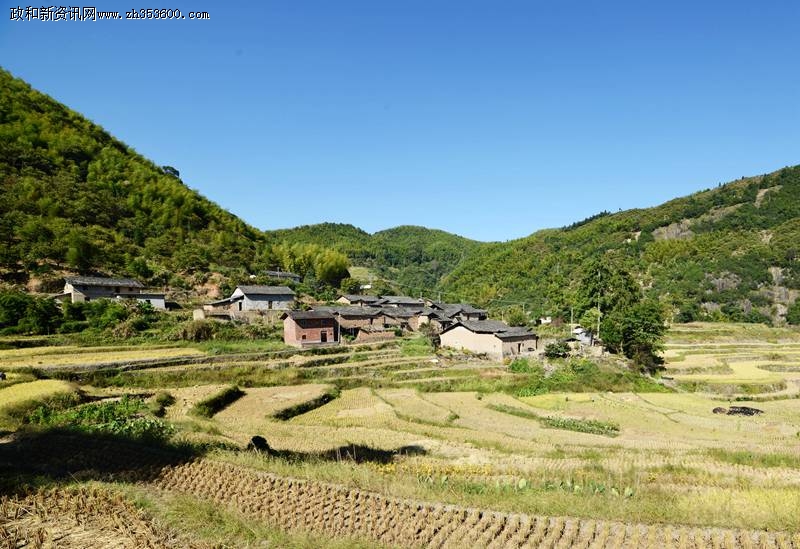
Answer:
[439,326,503,360]
[232,292,294,311]
[283,317,338,347]
[500,336,539,357]
[355,330,396,343]
[408,315,430,331]
[131,294,166,310]
[64,282,142,302]
[337,316,376,329]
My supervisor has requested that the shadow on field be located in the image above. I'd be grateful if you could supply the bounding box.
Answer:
[0,428,203,491]
[247,436,426,464]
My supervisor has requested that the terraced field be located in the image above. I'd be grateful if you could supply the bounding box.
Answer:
[664,323,800,397]
[0,345,205,370]
[2,324,800,546]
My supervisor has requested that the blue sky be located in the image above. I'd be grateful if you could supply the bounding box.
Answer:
[2,1,798,242]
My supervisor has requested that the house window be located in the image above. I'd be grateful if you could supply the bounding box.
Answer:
[268,301,273,309]
[238,302,243,311]
[115,287,120,293]
[301,334,306,340]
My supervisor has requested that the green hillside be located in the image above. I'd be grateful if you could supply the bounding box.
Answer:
[441,168,800,324]
[0,69,350,294]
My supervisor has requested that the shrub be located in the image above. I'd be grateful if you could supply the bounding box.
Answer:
[26,395,174,442]
[544,341,571,359]
[181,319,216,341]
[787,300,800,325]
[509,358,533,373]
[191,385,244,418]
[148,391,176,417]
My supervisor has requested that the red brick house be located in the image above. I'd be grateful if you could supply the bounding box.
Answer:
[282,310,339,348]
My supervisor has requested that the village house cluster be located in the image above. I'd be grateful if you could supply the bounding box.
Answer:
[54,277,542,360]
[284,294,541,360]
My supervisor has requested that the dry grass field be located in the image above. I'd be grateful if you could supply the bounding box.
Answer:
[2,323,800,547]
[663,323,800,397]
[0,379,75,414]
[0,345,204,370]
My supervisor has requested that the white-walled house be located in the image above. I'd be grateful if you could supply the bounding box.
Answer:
[59,276,166,309]
[439,320,539,360]
[206,285,295,313]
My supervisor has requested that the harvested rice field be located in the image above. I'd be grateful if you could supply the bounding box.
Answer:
[0,345,204,370]
[2,324,800,547]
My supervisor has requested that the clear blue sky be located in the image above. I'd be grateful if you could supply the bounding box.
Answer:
[2,1,798,242]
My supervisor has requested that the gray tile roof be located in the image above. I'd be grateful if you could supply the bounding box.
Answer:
[236,285,295,296]
[378,296,424,305]
[65,276,144,288]
[381,307,420,318]
[316,306,381,318]
[446,320,537,339]
[282,310,336,321]
[340,294,381,303]
[440,303,488,318]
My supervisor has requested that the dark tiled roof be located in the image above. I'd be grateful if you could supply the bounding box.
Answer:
[339,294,381,303]
[378,296,423,305]
[445,320,537,339]
[282,310,336,321]
[380,306,424,318]
[496,327,538,340]
[236,285,295,296]
[65,276,144,288]
[316,306,381,318]
[206,295,243,306]
[440,303,488,318]
[457,320,512,333]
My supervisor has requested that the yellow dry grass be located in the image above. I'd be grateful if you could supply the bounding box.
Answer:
[0,346,203,370]
[375,388,453,424]
[0,379,75,412]
[292,388,396,428]
[165,384,230,421]
[217,384,333,421]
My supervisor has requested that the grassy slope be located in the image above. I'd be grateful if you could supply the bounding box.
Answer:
[442,167,800,320]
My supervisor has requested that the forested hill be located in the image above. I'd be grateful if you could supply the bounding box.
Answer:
[0,68,274,289]
[0,69,358,296]
[266,223,483,294]
[441,166,800,324]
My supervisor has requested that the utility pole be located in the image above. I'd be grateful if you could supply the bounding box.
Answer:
[596,268,602,343]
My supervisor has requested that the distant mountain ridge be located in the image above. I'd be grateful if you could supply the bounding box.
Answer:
[265,223,482,295]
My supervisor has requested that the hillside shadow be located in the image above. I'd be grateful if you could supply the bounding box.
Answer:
[0,429,204,492]
[247,437,426,464]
